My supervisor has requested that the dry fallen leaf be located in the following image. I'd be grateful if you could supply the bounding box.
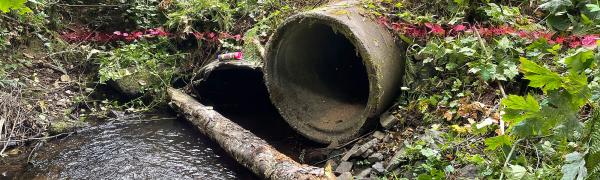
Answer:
[444,110,453,121]
[60,74,71,82]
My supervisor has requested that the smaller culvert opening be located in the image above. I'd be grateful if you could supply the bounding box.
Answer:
[194,68,323,160]
[270,20,370,135]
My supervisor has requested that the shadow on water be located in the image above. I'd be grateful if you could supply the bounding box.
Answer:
[1,113,257,179]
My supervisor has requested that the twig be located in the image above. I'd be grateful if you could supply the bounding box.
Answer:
[57,4,129,7]
[497,81,507,135]
[312,153,343,166]
[0,132,73,143]
[499,139,523,180]
[331,131,374,149]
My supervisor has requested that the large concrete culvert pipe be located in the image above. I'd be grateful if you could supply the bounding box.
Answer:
[264,1,405,144]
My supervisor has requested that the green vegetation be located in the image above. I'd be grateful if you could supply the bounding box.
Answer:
[357,0,600,179]
[2,0,600,179]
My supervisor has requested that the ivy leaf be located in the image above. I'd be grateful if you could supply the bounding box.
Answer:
[561,152,587,180]
[501,60,519,80]
[563,49,594,74]
[484,135,513,151]
[539,0,573,14]
[520,57,562,92]
[497,36,513,50]
[502,94,540,124]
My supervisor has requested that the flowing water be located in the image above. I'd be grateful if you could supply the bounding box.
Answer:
[1,114,256,179]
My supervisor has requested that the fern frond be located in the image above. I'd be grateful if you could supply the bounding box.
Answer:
[586,106,600,177]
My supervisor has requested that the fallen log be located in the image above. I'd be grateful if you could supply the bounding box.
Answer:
[167,87,326,180]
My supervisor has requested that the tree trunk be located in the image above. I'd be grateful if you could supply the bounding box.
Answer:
[167,87,326,180]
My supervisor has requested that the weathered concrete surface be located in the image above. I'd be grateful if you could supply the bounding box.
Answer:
[111,70,156,97]
[264,0,405,143]
[168,88,325,180]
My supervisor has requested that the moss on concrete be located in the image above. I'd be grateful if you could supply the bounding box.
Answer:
[111,69,158,97]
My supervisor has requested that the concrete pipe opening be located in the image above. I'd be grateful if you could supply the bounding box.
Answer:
[265,3,404,143]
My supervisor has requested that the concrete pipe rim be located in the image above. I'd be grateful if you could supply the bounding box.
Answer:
[264,12,385,144]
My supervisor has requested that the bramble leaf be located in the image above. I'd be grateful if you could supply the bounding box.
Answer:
[520,57,562,92]
[563,73,591,108]
[502,94,540,124]
[502,94,540,112]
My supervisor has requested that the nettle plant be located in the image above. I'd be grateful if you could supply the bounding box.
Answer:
[487,46,600,179]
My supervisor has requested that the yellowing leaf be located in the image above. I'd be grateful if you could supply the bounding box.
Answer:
[451,124,468,134]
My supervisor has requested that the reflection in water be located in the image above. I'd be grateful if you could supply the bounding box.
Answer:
[3,114,255,179]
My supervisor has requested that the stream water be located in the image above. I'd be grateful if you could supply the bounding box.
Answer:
[1,67,325,179]
[1,114,257,179]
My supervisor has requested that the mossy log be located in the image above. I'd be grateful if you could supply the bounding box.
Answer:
[167,87,326,180]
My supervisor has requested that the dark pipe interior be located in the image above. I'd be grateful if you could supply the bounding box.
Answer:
[194,68,324,161]
[272,21,370,132]
[279,22,369,104]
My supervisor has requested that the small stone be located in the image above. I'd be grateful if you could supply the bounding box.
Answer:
[383,133,393,143]
[341,143,361,161]
[361,149,374,158]
[372,162,385,174]
[372,131,385,139]
[385,145,408,171]
[368,152,384,163]
[356,138,379,156]
[335,161,353,174]
[337,172,353,180]
[379,111,399,129]
[356,168,372,178]
[456,164,478,179]
[342,138,379,161]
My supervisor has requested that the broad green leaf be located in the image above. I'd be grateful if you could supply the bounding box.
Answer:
[520,58,562,92]
[561,152,587,180]
[563,49,594,74]
[539,0,573,14]
[0,0,30,14]
[484,135,512,151]
[546,14,571,31]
